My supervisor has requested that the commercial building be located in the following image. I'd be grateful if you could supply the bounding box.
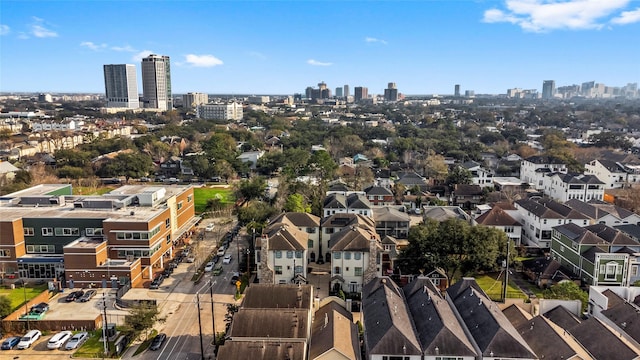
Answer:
[182,92,208,110]
[343,84,349,97]
[196,102,243,120]
[542,80,556,99]
[454,84,461,97]
[354,86,368,102]
[383,82,398,101]
[141,54,172,111]
[0,184,198,288]
[103,64,139,109]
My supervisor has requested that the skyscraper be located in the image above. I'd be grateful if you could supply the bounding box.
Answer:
[454,84,460,97]
[542,80,556,99]
[335,87,343,98]
[141,54,172,111]
[354,86,368,102]
[103,64,139,109]
[384,82,398,101]
[343,85,350,97]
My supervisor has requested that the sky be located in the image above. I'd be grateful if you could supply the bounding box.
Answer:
[1,0,640,95]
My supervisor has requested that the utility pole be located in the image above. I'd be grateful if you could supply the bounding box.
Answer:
[209,280,216,346]
[102,292,108,358]
[196,293,205,360]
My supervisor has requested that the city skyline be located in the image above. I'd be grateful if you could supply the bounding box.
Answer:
[1,1,640,95]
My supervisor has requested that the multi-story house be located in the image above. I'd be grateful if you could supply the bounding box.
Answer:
[196,101,243,121]
[257,222,308,285]
[364,185,394,206]
[269,212,320,263]
[565,199,640,227]
[515,198,590,248]
[585,158,640,189]
[451,184,483,210]
[320,213,376,264]
[328,224,382,294]
[372,207,410,239]
[322,193,372,218]
[543,173,605,202]
[474,206,523,245]
[0,184,197,288]
[520,155,568,190]
[461,160,494,188]
[551,223,640,286]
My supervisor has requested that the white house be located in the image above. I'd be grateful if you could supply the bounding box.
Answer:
[269,212,321,263]
[585,159,640,189]
[543,173,605,202]
[474,206,523,245]
[257,223,308,285]
[329,225,382,294]
[237,150,264,169]
[565,199,640,227]
[520,155,568,190]
[461,160,494,188]
[322,193,372,218]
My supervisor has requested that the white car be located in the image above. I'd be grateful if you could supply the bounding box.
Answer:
[65,331,88,350]
[17,329,41,349]
[216,247,226,256]
[47,330,72,350]
[205,223,215,231]
[223,254,232,264]
[204,262,215,272]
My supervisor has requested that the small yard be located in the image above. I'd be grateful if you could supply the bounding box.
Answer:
[475,273,528,301]
[0,283,48,310]
[193,187,235,213]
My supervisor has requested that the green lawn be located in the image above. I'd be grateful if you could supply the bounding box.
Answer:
[475,273,528,301]
[72,330,105,358]
[193,187,235,213]
[0,284,48,310]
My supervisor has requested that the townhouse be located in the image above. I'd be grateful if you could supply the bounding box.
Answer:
[520,155,568,190]
[0,184,198,288]
[543,173,605,202]
[461,160,494,188]
[565,199,640,227]
[474,206,523,245]
[585,158,640,189]
[323,193,373,218]
[257,222,308,284]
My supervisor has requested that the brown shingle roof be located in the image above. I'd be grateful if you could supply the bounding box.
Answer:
[475,207,521,226]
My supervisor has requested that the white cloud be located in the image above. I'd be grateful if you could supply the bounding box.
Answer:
[182,54,223,67]
[365,37,388,45]
[482,0,630,32]
[307,59,333,66]
[611,7,640,24]
[0,24,10,36]
[80,41,107,51]
[133,50,154,62]
[111,45,136,52]
[30,17,57,38]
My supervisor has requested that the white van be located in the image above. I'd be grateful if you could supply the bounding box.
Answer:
[17,329,42,349]
[47,330,72,349]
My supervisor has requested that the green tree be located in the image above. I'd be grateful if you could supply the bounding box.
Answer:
[446,165,472,186]
[589,132,633,149]
[237,177,267,202]
[542,281,589,312]
[0,295,11,318]
[284,194,311,213]
[124,303,165,340]
[98,153,154,182]
[282,148,311,178]
[309,150,337,178]
[56,166,86,179]
[236,200,278,225]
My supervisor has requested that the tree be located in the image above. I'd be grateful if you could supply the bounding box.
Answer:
[589,132,632,149]
[284,194,311,213]
[542,281,589,312]
[236,177,267,202]
[0,295,11,318]
[446,165,472,186]
[124,302,165,340]
[98,153,154,182]
[236,200,278,225]
[398,219,508,281]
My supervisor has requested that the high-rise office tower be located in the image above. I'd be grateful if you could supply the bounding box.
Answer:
[103,64,139,109]
[335,87,343,97]
[141,54,172,111]
[384,82,398,101]
[454,84,460,97]
[354,86,368,102]
[542,80,556,99]
[183,92,208,110]
[344,85,350,97]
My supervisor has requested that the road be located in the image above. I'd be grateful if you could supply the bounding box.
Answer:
[123,222,245,360]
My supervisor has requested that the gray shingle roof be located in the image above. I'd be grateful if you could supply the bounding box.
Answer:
[365,185,393,196]
[229,308,309,339]
[601,290,640,345]
[309,301,361,360]
[263,223,307,251]
[216,340,306,359]
[241,284,313,310]
[552,223,605,246]
[585,223,640,246]
[271,212,320,228]
[516,198,589,220]
[542,305,581,330]
[329,225,380,252]
[570,317,640,360]
[373,207,410,222]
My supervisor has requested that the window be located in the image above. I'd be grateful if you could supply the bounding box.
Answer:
[344,252,351,260]
[383,244,391,251]
[187,195,193,202]
[354,252,362,260]
[166,234,171,244]
[631,265,638,277]
[605,262,618,280]
[560,245,565,252]
[326,228,334,234]
[42,228,53,236]
[0,249,10,257]
[165,218,170,229]
[275,266,282,275]
[177,201,183,210]
[275,251,282,259]
[572,242,578,251]
[504,226,514,233]
[54,228,79,236]
[306,227,316,234]
[86,228,95,236]
[295,251,302,259]
[294,265,303,274]
[334,252,341,260]
[286,251,293,259]
[334,266,341,274]
[24,228,34,236]
[354,267,363,276]
[308,239,314,248]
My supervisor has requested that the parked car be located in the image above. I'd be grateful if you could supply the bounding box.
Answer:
[1,336,21,350]
[149,333,167,351]
[79,289,97,302]
[66,290,84,302]
[186,256,196,263]
[205,223,215,232]
[204,262,215,272]
[216,247,226,256]
[211,255,220,264]
[65,331,88,350]
[149,275,165,289]
[47,330,73,350]
[30,302,49,314]
[17,330,42,349]
[223,254,232,264]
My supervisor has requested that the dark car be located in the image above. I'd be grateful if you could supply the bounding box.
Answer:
[79,289,97,302]
[149,274,165,289]
[149,333,167,351]
[66,290,84,302]
[30,302,49,314]
[230,272,240,285]
[1,336,21,350]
